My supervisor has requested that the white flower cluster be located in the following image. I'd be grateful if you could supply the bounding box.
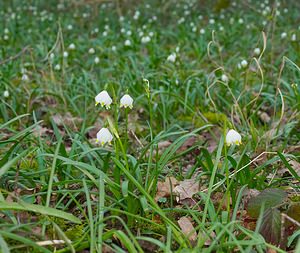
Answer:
[94,90,134,146]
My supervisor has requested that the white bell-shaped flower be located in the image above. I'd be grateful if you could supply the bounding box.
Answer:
[120,94,133,109]
[226,129,242,146]
[96,128,113,146]
[95,90,112,109]
[241,60,248,68]
[221,74,228,83]
[167,53,176,63]
[254,48,261,56]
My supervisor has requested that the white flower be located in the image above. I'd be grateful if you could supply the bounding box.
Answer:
[54,64,61,70]
[3,35,9,40]
[94,57,100,64]
[221,74,228,83]
[67,24,73,30]
[120,94,133,109]
[126,30,132,36]
[209,19,215,24]
[3,90,9,98]
[254,48,261,56]
[95,90,112,109]
[241,60,248,68]
[291,34,296,41]
[124,39,131,46]
[49,53,55,59]
[200,28,205,34]
[111,46,117,51]
[281,32,287,39]
[238,18,244,24]
[68,43,76,50]
[22,74,29,81]
[4,28,9,34]
[96,128,113,146]
[141,36,151,44]
[63,51,68,58]
[226,129,242,146]
[167,53,176,63]
[89,48,95,54]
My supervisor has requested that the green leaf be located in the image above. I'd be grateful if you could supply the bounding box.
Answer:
[0,201,81,224]
[247,188,287,218]
[259,208,281,245]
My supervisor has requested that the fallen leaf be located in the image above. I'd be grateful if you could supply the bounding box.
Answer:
[173,179,199,204]
[178,217,197,244]
[155,177,178,202]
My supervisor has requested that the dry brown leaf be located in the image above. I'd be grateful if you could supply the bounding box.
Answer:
[173,179,199,204]
[277,160,300,177]
[155,177,178,202]
[178,217,197,243]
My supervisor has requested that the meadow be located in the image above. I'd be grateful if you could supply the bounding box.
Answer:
[0,0,299,252]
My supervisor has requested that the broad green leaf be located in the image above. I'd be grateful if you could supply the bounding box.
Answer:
[0,201,81,224]
[259,208,281,245]
[247,188,287,218]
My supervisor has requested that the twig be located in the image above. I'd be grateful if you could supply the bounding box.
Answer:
[0,45,30,65]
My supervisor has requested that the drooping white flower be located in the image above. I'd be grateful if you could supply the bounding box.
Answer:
[141,36,151,44]
[281,32,287,39]
[3,90,9,98]
[68,43,76,50]
[96,128,113,146]
[111,45,117,51]
[241,60,248,68]
[89,48,95,54]
[94,57,100,64]
[124,39,131,46]
[226,129,242,146]
[54,64,61,70]
[200,28,205,34]
[120,94,133,109]
[254,48,261,56]
[67,24,73,30]
[63,51,68,58]
[22,74,29,81]
[221,74,228,83]
[291,34,297,41]
[167,53,176,63]
[95,90,112,109]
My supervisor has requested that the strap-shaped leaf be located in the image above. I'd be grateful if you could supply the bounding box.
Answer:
[0,201,81,224]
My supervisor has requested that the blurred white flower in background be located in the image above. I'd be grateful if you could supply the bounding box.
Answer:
[111,45,117,51]
[281,32,287,39]
[120,94,133,109]
[94,57,100,64]
[3,90,9,98]
[167,53,176,63]
[141,36,151,44]
[95,90,112,109]
[124,40,131,46]
[22,74,29,81]
[88,48,95,54]
[221,74,229,83]
[291,34,296,41]
[67,24,73,30]
[68,43,76,50]
[96,128,113,146]
[54,64,61,70]
[226,129,242,146]
[63,51,68,58]
[241,60,248,68]
[254,48,261,56]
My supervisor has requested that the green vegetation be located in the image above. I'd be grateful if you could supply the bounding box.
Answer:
[0,0,299,252]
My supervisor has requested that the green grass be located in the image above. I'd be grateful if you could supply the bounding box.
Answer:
[0,0,300,252]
